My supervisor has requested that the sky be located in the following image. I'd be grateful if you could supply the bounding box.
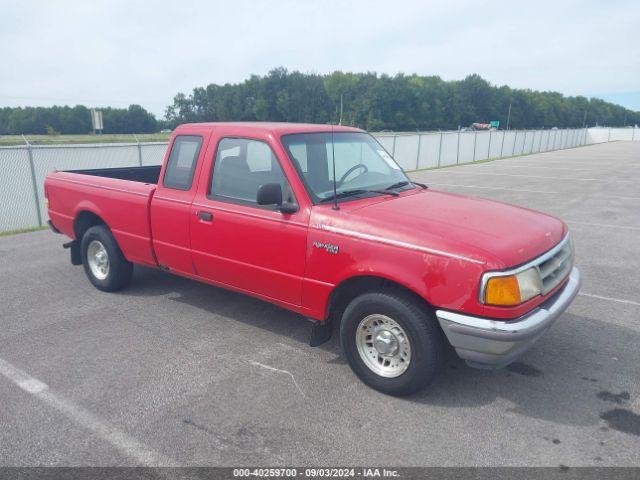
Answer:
[1,0,639,118]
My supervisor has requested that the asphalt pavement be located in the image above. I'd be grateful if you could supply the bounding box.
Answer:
[0,141,638,467]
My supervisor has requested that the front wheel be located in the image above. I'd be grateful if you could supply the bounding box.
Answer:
[340,290,443,396]
[81,225,133,292]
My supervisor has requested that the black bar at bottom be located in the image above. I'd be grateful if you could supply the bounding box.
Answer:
[0,467,638,480]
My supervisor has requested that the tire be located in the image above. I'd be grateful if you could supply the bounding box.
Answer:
[80,225,133,292]
[340,290,443,396]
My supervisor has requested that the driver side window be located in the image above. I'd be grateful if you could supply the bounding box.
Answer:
[209,137,295,208]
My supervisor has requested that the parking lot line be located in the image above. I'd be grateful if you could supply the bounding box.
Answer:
[425,182,640,201]
[566,220,640,231]
[425,182,555,194]
[578,292,640,307]
[489,161,636,168]
[0,357,175,466]
[474,164,608,172]
[428,170,601,181]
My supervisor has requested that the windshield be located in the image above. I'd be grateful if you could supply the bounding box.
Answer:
[281,132,411,203]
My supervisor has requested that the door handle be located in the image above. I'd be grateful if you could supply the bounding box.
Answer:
[197,210,213,222]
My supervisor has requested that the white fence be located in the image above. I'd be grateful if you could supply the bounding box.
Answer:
[585,126,639,143]
[0,127,637,232]
[375,128,590,171]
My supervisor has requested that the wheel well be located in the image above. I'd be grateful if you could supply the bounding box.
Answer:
[326,275,432,323]
[74,211,106,241]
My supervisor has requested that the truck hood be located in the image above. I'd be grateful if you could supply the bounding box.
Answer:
[327,189,566,268]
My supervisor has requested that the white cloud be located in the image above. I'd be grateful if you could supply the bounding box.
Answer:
[1,0,638,117]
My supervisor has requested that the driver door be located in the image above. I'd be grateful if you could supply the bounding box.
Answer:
[189,135,310,307]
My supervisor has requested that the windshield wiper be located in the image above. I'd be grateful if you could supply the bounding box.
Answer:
[385,181,409,190]
[385,180,428,190]
[319,188,398,204]
[367,189,399,197]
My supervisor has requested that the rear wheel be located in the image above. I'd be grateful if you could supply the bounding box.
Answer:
[80,225,133,292]
[340,290,443,396]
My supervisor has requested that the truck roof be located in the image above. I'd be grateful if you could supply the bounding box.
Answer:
[175,122,363,135]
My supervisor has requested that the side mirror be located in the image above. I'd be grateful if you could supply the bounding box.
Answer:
[256,182,283,206]
[256,183,298,214]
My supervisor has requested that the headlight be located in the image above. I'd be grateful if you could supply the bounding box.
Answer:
[483,267,542,306]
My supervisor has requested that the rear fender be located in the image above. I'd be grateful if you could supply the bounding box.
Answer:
[72,200,104,238]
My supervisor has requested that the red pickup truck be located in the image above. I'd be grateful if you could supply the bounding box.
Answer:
[45,122,580,395]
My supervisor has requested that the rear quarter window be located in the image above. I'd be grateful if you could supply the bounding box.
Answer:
[163,135,203,190]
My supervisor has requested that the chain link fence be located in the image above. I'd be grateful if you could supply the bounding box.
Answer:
[0,142,166,232]
[0,127,636,232]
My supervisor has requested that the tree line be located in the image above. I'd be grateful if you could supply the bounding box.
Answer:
[0,104,158,135]
[1,69,637,134]
[165,69,639,131]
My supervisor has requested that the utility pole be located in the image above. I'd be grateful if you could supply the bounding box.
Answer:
[506,101,512,131]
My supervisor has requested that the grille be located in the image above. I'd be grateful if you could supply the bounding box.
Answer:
[536,237,573,295]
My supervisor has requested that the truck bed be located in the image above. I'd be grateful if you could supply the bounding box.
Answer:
[67,165,161,184]
[45,167,159,267]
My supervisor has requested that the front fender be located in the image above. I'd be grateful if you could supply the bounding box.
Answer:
[301,225,486,320]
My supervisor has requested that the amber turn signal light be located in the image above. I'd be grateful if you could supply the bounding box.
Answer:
[484,275,521,306]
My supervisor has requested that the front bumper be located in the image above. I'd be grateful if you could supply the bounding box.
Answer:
[436,267,581,369]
